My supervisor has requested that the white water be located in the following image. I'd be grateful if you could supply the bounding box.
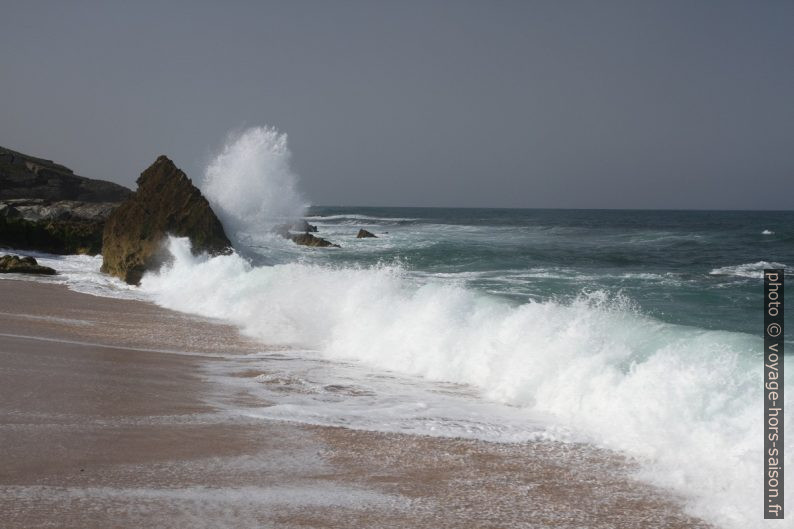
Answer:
[710,260,787,279]
[202,126,308,245]
[143,128,791,528]
[3,126,789,528]
[137,236,789,529]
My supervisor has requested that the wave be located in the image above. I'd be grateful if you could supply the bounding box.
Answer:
[709,261,786,279]
[140,236,789,529]
[201,126,308,246]
[304,214,420,226]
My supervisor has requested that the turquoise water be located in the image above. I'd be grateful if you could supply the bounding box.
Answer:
[305,207,793,336]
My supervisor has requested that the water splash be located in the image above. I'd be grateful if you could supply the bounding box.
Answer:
[201,126,308,245]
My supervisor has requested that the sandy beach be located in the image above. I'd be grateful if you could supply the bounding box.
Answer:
[0,279,712,528]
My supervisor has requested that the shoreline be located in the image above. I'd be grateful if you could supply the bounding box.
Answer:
[0,279,713,528]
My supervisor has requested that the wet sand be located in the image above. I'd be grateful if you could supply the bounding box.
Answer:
[0,280,713,528]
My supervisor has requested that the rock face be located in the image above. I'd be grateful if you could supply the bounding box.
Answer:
[0,146,132,255]
[0,145,132,202]
[356,229,377,238]
[0,254,56,275]
[0,199,116,255]
[101,156,232,285]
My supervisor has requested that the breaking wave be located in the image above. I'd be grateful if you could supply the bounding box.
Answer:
[140,236,789,529]
[201,126,308,246]
[709,261,786,279]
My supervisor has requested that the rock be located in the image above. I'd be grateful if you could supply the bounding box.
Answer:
[273,221,338,247]
[1,198,119,222]
[0,145,132,202]
[293,219,318,233]
[0,215,107,255]
[0,254,56,275]
[356,229,377,238]
[0,198,119,255]
[101,156,232,285]
[0,143,131,255]
[290,233,340,248]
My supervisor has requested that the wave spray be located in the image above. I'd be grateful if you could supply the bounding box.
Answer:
[201,126,308,246]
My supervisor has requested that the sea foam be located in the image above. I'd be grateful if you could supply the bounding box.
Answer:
[141,236,790,529]
[136,125,791,529]
[202,126,308,246]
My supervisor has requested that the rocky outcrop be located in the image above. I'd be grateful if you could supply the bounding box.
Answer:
[0,199,118,222]
[101,156,232,285]
[290,233,340,248]
[356,229,377,238]
[294,220,318,233]
[0,145,131,255]
[0,145,131,202]
[0,199,115,255]
[0,254,56,275]
[274,222,339,248]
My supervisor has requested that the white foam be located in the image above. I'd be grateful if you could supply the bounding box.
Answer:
[140,236,791,529]
[201,126,308,245]
[762,229,774,235]
[709,261,786,279]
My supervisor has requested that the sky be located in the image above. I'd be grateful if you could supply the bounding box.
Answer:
[1,1,792,209]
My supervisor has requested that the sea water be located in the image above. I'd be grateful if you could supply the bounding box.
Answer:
[5,127,792,528]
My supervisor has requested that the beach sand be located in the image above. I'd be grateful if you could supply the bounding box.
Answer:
[0,280,712,528]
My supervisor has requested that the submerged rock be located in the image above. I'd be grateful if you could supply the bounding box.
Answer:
[290,232,340,248]
[0,254,56,275]
[101,156,232,285]
[273,221,339,247]
[356,229,377,238]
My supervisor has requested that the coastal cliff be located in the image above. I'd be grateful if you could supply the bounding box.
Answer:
[0,146,131,254]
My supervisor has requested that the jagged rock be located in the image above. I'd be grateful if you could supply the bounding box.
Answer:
[0,145,132,202]
[0,215,107,255]
[0,145,131,255]
[356,229,377,238]
[273,221,338,247]
[101,156,232,285]
[0,254,56,275]
[0,198,118,222]
[0,198,119,255]
[290,233,340,248]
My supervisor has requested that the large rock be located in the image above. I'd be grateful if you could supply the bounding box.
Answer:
[101,156,232,284]
[0,146,131,255]
[0,254,56,275]
[0,199,115,255]
[0,145,132,202]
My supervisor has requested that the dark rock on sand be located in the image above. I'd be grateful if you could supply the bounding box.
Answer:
[356,229,377,238]
[0,199,116,255]
[290,233,340,248]
[101,156,232,285]
[0,254,56,275]
[0,146,132,255]
[0,145,132,202]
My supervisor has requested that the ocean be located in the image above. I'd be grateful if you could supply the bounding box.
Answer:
[4,127,791,528]
[15,205,792,529]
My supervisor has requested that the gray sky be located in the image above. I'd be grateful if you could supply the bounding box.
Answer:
[1,1,792,209]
